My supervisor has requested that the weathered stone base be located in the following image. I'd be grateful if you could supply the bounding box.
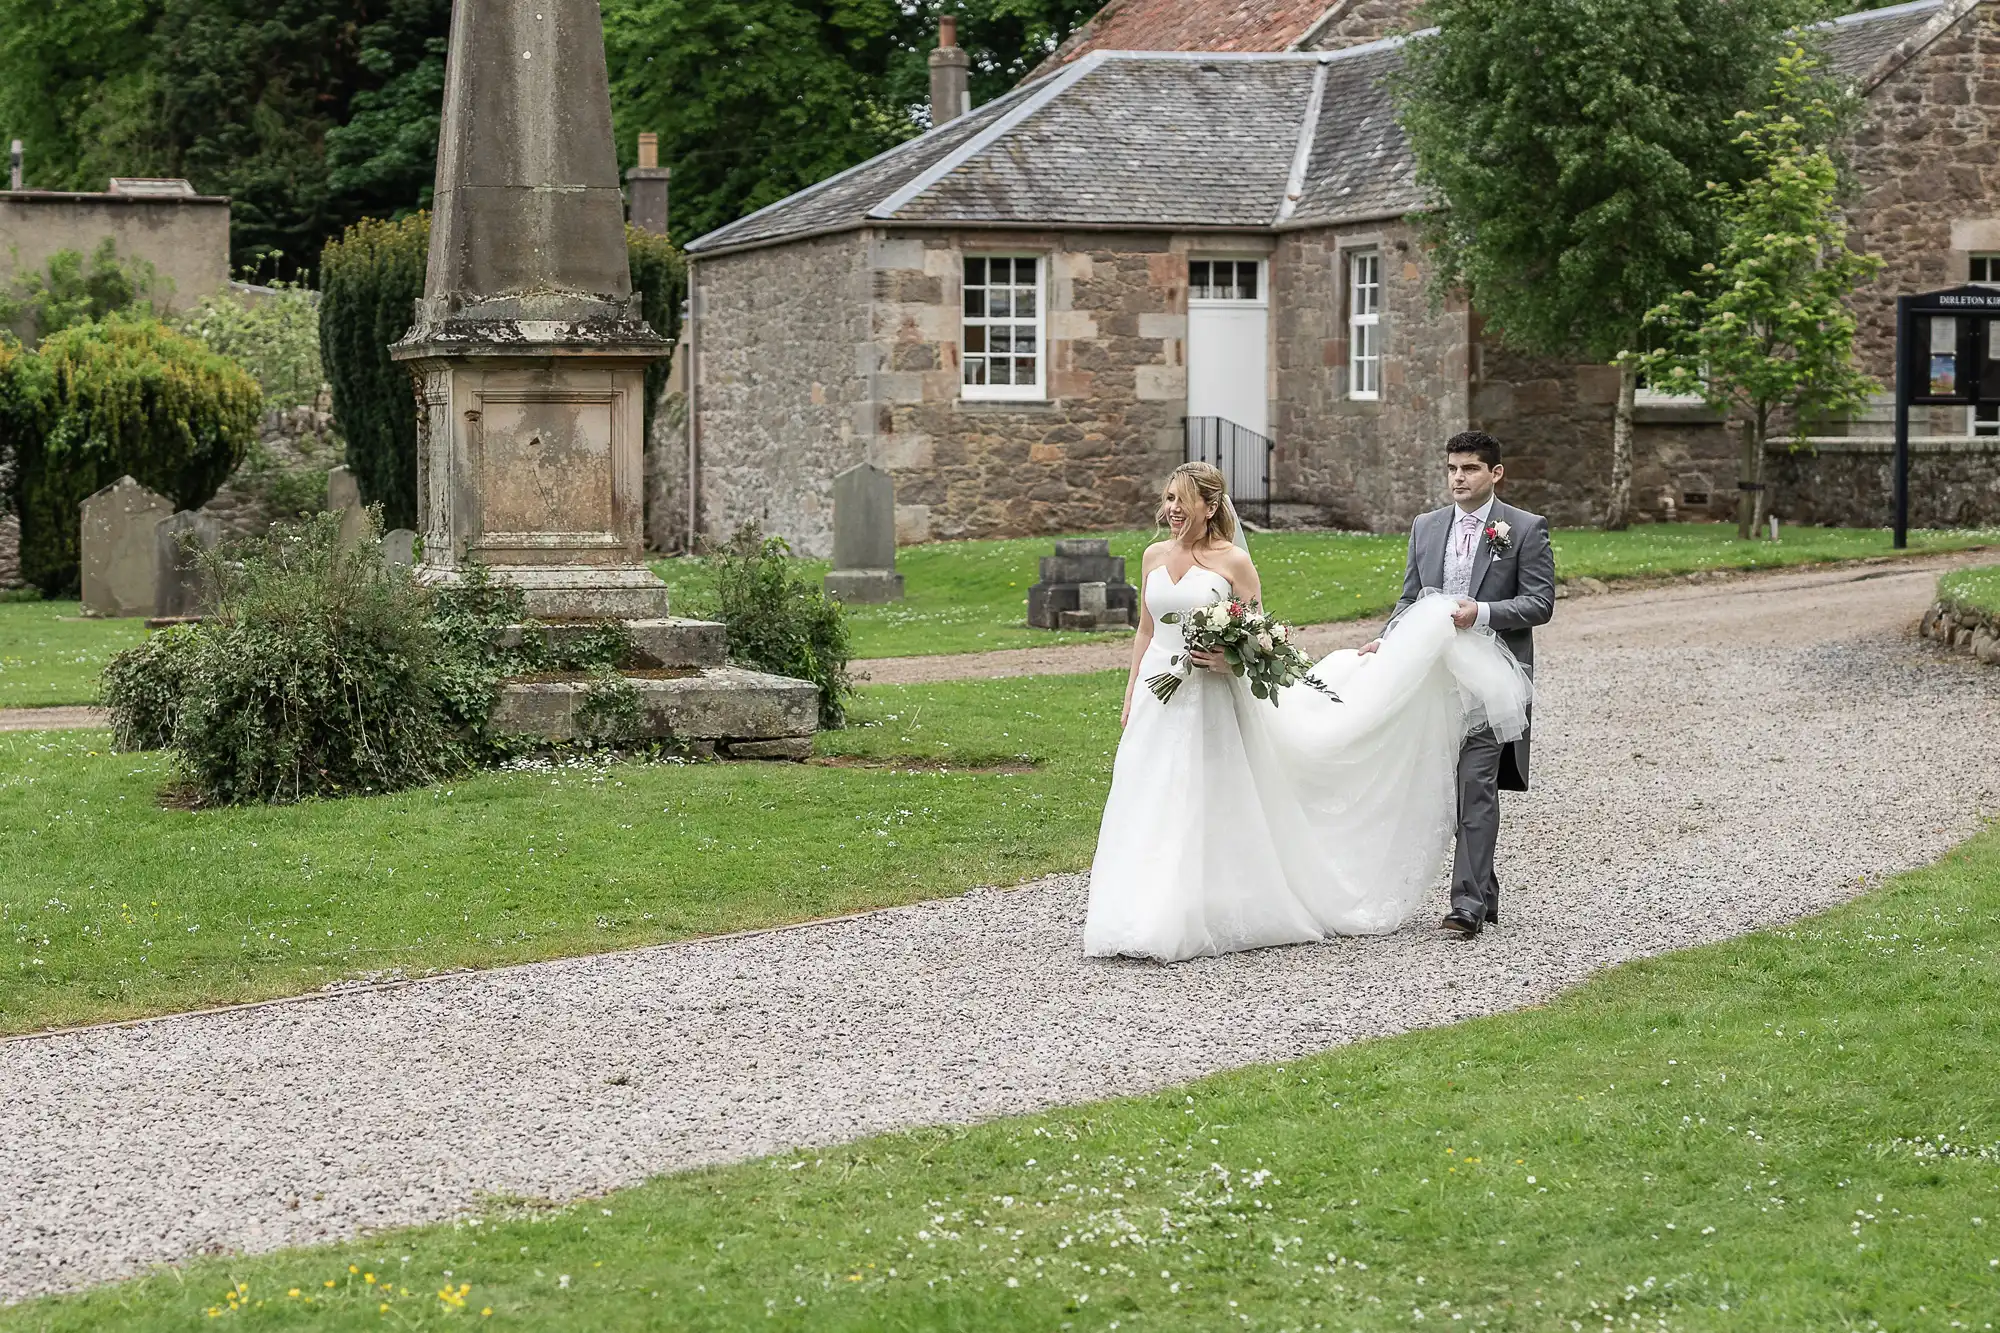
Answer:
[824,568,905,603]
[1920,599,2000,664]
[489,665,819,751]
[419,562,675,620]
[494,617,727,668]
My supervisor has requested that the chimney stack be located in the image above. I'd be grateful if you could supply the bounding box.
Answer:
[626,130,671,236]
[929,17,971,126]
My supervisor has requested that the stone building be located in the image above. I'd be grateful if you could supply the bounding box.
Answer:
[0,178,231,320]
[679,0,2000,553]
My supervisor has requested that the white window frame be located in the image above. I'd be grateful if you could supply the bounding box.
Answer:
[960,254,1046,401]
[1347,249,1382,401]
[1971,403,2000,436]
[1971,253,2000,286]
[1188,257,1267,306]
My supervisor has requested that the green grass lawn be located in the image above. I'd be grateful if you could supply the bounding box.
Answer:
[1939,563,2000,618]
[15,825,1999,1329]
[0,599,144,708]
[662,523,1997,660]
[0,527,1988,710]
[0,672,1125,1036]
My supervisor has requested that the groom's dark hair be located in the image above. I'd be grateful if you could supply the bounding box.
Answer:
[1446,431,1502,468]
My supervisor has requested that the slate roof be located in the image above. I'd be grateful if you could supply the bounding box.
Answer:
[685,0,1971,257]
[1820,0,1952,83]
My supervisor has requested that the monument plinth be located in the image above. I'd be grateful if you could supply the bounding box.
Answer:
[391,0,816,754]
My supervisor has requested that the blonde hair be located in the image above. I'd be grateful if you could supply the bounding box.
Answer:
[1157,462,1235,547]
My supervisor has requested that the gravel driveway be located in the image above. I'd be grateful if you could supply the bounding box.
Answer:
[5,559,1998,1303]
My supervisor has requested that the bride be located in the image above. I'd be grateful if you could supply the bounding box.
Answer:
[1083,462,1532,962]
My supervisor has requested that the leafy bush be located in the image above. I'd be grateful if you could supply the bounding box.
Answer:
[100,622,202,751]
[177,281,327,409]
[317,214,688,529]
[0,238,159,344]
[163,510,467,805]
[708,523,852,728]
[2,315,261,595]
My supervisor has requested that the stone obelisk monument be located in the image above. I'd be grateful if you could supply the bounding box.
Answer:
[392,0,816,755]
[393,0,668,617]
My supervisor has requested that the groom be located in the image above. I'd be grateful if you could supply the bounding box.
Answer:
[1361,430,1555,940]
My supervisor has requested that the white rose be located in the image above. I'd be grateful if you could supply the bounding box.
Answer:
[1492,520,1512,540]
[1256,632,1274,653]
[1273,624,1289,643]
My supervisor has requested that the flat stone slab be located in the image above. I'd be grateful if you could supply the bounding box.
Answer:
[488,665,817,748]
[824,568,905,604]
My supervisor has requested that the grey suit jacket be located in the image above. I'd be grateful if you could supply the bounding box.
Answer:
[1388,498,1556,788]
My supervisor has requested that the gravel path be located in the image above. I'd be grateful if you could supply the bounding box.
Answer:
[5,560,1999,1303]
[0,705,107,733]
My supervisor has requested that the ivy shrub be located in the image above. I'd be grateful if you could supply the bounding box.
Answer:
[318,214,687,530]
[101,622,202,751]
[101,519,674,804]
[2,315,261,595]
[159,510,468,805]
[707,523,852,729]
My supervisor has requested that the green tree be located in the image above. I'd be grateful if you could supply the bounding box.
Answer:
[1636,44,1882,539]
[0,315,260,594]
[603,0,1095,244]
[0,0,451,277]
[1395,0,1830,528]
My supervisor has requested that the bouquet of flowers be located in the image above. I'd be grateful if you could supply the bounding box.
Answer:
[1148,599,1340,706]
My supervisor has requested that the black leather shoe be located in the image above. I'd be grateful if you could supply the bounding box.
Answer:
[1439,910,1483,939]
[1484,895,1500,926]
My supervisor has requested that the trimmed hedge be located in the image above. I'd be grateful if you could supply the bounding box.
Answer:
[318,216,687,532]
[1,316,260,595]
[318,214,429,531]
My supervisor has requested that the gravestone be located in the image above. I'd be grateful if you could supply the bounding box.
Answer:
[153,510,220,618]
[823,462,905,603]
[326,465,371,548]
[80,476,174,617]
[382,528,417,568]
[1027,539,1136,630]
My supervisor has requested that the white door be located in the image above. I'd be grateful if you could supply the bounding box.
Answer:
[1186,258,1270,500]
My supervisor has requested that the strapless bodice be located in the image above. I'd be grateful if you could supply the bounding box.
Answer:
[1145,564,1232,660]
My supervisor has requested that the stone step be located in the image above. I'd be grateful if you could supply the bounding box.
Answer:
[495,618,727,669]
[488,665,819,756]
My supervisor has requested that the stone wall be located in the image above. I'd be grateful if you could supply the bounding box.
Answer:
[1770,437,2000,528]
[1274,220,1465,530]
[1846,3,2000,382]
[694,226,1195,556]
[691,232,873,557]
[196,402,345,542]
[1921,592,2000,663]
[0,190,230,318]
[866,228,1189,548]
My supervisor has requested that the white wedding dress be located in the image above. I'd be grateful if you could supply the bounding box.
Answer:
[1082,565,1533,962]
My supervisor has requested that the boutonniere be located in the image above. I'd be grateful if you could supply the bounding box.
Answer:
[1484,520,1512,556]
